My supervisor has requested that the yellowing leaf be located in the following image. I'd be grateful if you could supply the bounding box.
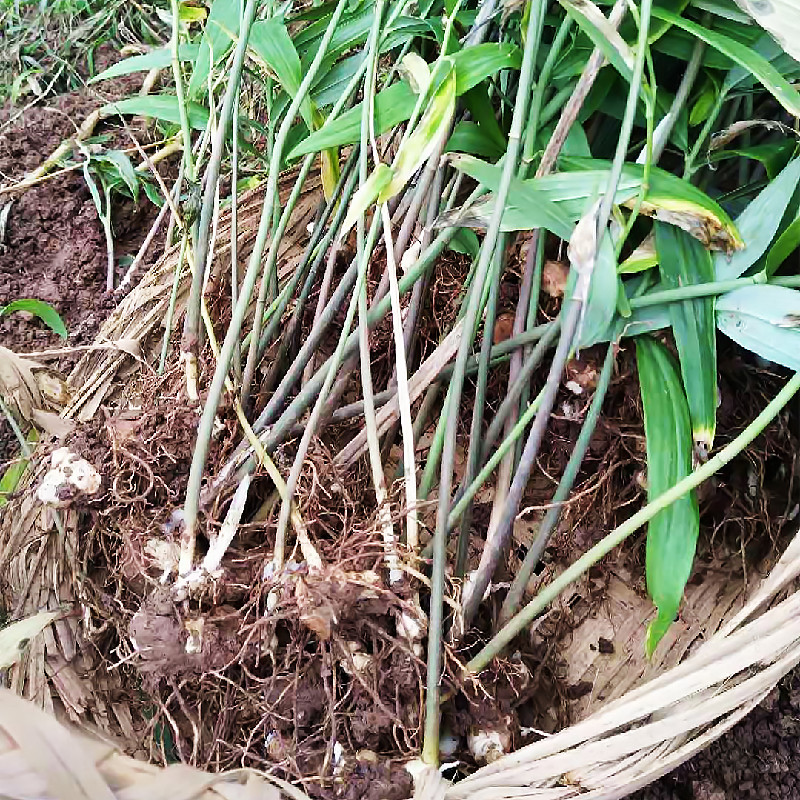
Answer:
[339,164,394,241]
[379,62,457,202]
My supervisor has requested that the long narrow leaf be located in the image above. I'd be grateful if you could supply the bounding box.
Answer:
[288,45,520,159]
[1,300,67,339]
[187,0,241,98]
[250,17,316,130]
[89,44,199,83]
[655,222,717,452]
[100,95,210,129]
[652,7,800,116]
[714,157,800,279]
[635,337,699,657]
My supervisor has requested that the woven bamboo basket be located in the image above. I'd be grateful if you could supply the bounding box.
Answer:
[2,173,799,800]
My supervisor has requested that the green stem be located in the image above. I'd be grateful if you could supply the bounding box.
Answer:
[274,213,382,568]
[159,228,189,374]
[230,88,242,383]
[255,150,360,367]
[480,317,561,466]
[169,0,196,181]
[469,370,800,673]
[102,185,115,292]
[422,3,543,765]
[463,0,650,631]
[182,0,257,359]
[447,388,544,532]
[240,154,316,410]
[181,0,349,576]
[629,271,800,308]
[456,241,504,577]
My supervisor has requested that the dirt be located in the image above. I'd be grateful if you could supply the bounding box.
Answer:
[0,54,153,347]
[0,50,167,469]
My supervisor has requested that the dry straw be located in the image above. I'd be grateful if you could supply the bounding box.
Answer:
[0,687,310,800]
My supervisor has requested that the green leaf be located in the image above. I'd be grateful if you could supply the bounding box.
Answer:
[559,0,635,81]
[449,155,740,247]
[716,285,800,370]
[567,231,620,348]
[179,2,207,23]
[635,336,699,658]
[766,215,800,276]
[655,222,717,451]
[564,158,743,252]
[714,157,800,280]
[250,17,315,130]
[89,44,199,84]
[289,44,519,160]
[0,448,31,508]
[620,234,658,273]
[100,95,210,130]
[289,82,417,159]
[448,228,480,258]
[445,155,575,239]
[311,52,366,108]
[1,300,67,339]
[462,86,507,153]
[339,164,394,241]
[446,121,505,160]
[96,150,140,201]
[380,63,456,201]
[652,8,800,117]
[689,81,717,126]
[295,5,374,72]
[451,42,522,95]
[708,141,796,180]
[188,0,241,98]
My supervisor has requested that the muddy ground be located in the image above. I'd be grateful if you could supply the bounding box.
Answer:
[1,76,800,799]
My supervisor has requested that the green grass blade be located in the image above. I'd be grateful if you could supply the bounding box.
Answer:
[635,336,699,657]
[0,300,67,339]
[655,222,717,451]
[652,7,800,116]
[714,157,800,280]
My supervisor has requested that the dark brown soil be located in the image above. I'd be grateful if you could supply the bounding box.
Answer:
[0,65,155,356]
[0,51,166,468]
